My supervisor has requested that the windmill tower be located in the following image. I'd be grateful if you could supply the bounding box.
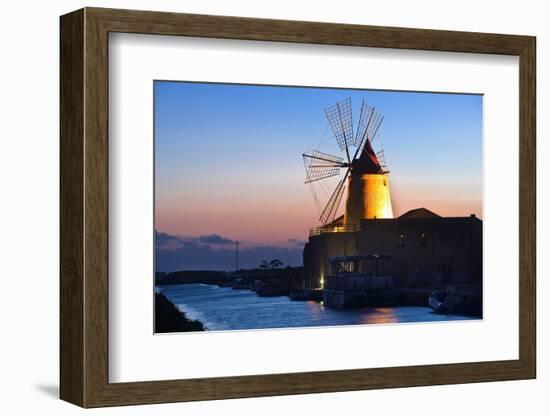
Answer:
[303,98,393,228]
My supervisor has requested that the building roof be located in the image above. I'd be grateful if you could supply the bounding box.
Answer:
[352,139,384,174]
[399,207,441,219]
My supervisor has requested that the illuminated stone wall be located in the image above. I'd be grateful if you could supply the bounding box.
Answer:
[344,173,393,226]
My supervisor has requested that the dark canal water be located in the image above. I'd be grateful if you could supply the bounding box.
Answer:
[157,283,478,331]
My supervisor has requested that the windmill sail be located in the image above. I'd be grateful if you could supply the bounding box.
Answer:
[376,148,388,171]
[355,102,384,149]
[354,101,375,147]
[319,171,348,224]
[303,150,345,183]
[324,98,354,154]
[367,113,384,144]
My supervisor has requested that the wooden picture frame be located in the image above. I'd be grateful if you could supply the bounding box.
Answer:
[60,7,536,408]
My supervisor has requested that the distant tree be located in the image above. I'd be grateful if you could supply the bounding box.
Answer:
[259,260,269,270]
[269,259,284,270]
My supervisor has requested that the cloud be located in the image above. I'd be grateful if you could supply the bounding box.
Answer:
[155,231,235,250]
[155,231,303,272]
[155,231,189,250]
[197,234,235,245]
[288,238,307,247]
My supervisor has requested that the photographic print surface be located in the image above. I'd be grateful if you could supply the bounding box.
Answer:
[154,81,483,333]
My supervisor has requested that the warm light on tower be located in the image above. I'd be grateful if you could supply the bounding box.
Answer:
[343,133,393,226]
[344,172,393,225]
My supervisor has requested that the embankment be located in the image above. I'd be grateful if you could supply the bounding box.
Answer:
[155,292,206,332]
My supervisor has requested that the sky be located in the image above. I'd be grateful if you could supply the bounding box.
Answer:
[154,81,482,271]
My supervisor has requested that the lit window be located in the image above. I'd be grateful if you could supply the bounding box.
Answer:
[420,232,427,247]
[397,233,405,247]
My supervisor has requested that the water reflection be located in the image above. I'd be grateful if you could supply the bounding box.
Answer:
[360,307,398,324]
[306,300,324,317]
[158,283,477,332]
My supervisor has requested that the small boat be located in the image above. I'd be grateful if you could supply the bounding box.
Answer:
[429,290,482,317]
[256,283,281,297]
[428,291,448,314]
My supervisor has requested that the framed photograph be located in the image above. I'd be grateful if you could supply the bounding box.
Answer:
[60,7,536,408]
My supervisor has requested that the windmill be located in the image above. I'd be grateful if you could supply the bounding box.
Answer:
[303,98,393,228]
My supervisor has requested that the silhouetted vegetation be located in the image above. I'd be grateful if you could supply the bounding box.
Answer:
[259,259,284,270]
[155,293,205,332]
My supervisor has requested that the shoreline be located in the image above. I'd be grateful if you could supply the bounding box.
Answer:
[158,282,481,318]
[157,283,479,331]
[155,292,206,332]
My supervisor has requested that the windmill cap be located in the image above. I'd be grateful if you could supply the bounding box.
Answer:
[352,140,384,174]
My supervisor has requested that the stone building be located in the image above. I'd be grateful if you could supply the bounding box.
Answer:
[303,208,482,292]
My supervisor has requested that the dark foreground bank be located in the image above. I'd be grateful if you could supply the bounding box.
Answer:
[155,292,206,332]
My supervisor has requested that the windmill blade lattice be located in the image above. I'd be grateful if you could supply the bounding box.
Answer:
[324,98,354,152]
[303,150,345,183]
[376,149,388,171]
[319,171,348,224]
[354,101,384,151]
[354,101,375,147]
[368,114,384,144]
